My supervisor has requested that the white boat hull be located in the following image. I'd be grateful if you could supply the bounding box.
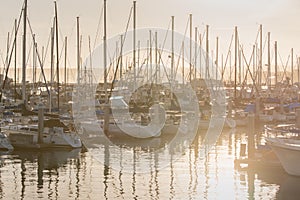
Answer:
[0,133,13,150]
[266,138,300,176]
[4,125,82,149]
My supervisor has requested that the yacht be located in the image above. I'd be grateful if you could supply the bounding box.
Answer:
[0,132,13,150]
[3,120,82,149]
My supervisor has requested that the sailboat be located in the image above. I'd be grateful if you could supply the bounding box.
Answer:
[0,0,82,150]
[266,137,300,176]
[0,132,14,150]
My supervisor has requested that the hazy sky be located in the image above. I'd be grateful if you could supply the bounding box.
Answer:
[0,0,299,68]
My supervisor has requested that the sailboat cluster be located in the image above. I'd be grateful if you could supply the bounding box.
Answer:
[0,0,300,178]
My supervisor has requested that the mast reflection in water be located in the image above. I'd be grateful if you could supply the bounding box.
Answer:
[0,128,300,199]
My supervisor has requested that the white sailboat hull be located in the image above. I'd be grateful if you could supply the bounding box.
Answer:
[4,125,82,149]
[0,133,13,150]
[266,138,300,176]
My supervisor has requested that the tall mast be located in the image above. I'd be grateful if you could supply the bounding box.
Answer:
[120,35,123,79]
[234,26,238,100]
[205,25,209,79]
[252,45,256,86]
[274,41,278,86]
[50,26,54,113]
[259,24,262,89]
[189,14,192,83]
[171,16,174,84]
[54,1,60,110]
[32,34,36,86]
[137,40,140,75]
[291,48,294,85]
[155,31,158,84]
[149,30,152,82]
[133,1,137,90]
[64,36,67,102]
[194,27,197,81]
[216,37,219,81]
[267,32,271,88]
[5,32,10,83]
[22,0,28,105]
[103,0,109,133]
[77,17,80,85]
[89,36,92,84]
[199,33,202,78]
[14,19,17,103]
[104,0,107,97]
[182,41,185,85]
[239,46,242,86]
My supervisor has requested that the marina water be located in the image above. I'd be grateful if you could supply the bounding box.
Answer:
[0,126,298,200]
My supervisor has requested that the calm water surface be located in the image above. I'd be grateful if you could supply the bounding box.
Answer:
[0,128,299,200]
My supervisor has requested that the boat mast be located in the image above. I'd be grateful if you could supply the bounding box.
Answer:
[50,26,54,113]
[149,30,152,82]
[274,41,277,86]
[189,14,192,83]
[133,1,137,90]
[14,19,17,103]
[103,0,109,133]
[291,48,294,85]
[182,41,185,85]
[267,32,271,89]
[64,36,67,102]
[77,17,80,85]
[33,34,36,90]
[22,0,28,105]
[259,24,262,90]
[120,35,123,80]
[171,16,174,84]
[54,1,60,111]
[216,37,219,81]
[199,33,202,78]
[234,26,238,100]
[194,27,197,81]
[205,25,209,79]
[155,31,158,84]
[89,36,92,84]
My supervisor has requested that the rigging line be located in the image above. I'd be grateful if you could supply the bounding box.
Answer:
[222,33,234,80]
[49,41,66,82]
[240,46,253,88]
[279,53,290,83]
[183,15,190,41]
[0,50,6,67]
[0,5,23,101]
[139,20,171,81]
[2,16,24,75]
[137,47,149,76]
[157,47,171,83]
[253,25,260,46]
[27,17,50,95]
[58,39,65,63]
[65,20,77,70]
[3,2,25,59]
[41,27,52,66]
[241,47,259,94]
[107,5,133,79]
[262,33,268,59]
[174,43,183,79]
[25,41,33,77]
[108,6,133,99]
[93,5,104,50]
[159,18,172,55]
